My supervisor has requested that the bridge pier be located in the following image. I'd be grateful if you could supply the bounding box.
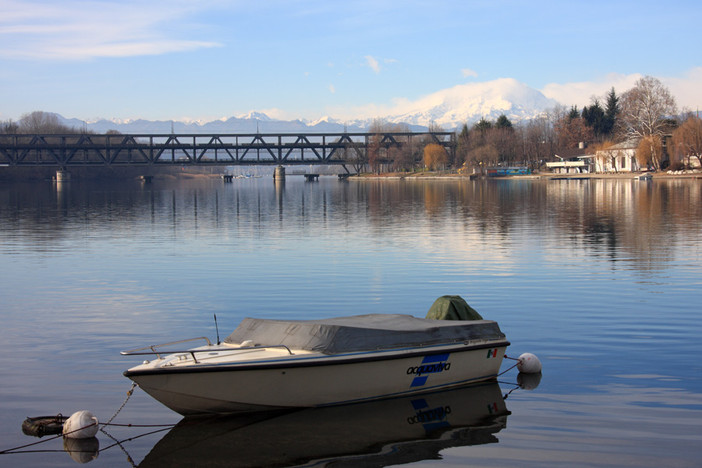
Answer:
[273,165,285,180]
[55,170,71,182]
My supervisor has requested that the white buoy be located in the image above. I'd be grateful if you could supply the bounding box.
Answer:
[63,436,99,463]
[516,352,542,374]
[63,410,99,439]
[517,372,542,390]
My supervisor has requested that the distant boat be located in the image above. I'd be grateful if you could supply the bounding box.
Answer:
[486,166,531,177]
[634,173,653,180]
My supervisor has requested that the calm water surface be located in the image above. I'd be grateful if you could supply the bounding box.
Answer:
[1,176,701,467]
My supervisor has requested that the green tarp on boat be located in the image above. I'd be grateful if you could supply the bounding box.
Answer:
[426,295,483,321]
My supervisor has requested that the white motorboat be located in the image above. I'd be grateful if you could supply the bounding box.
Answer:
[122,296,510,416]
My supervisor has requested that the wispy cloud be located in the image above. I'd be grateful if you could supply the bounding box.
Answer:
[541,70,702,109]
[461,68,478,78]
[665,67,702,112]
[328,84,336,94]
[540,73,640,106]
[365,55,380,73]
[0,0,222,60]
[363,55,397,74]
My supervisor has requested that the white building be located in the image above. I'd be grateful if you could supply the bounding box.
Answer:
[594,138,641,172]
[545,144,594,173]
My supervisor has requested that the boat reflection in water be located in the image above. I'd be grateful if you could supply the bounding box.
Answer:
[139,381,509,467]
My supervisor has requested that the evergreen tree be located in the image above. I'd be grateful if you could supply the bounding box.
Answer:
[582,105,590,123]
[495,114,513,129]
[582,100,606,137]
[457,123,471,166]
[474,117,493,132]
[459,123,470,140]
[568,106,580,120]
[603,87,619,136]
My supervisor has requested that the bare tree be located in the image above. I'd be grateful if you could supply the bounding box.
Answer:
[467,144,499,170]
[1,119,20,134]
[555,114,594,149]
[367,118,388,174]
[593,141,617,172]
[520,116,553,167]
[387,123,415,171]
[620,76,677,170]
[671,114,702,168]
[18,111,70,133]
[423,143,447,170]
[486,126,518,164]
[636,136,663,169]
[390,140,417,171]
[346,143,367,174]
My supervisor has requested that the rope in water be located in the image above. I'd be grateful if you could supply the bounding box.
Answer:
[0,383,171,455]
[0,432,64,454]
[1,422,98,454]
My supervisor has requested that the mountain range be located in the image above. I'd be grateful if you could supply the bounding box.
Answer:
[58,78,559,134]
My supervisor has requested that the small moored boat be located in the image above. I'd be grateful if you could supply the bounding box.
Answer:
[122,296,510,416]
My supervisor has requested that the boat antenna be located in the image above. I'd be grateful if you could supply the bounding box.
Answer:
[214,314,221,345]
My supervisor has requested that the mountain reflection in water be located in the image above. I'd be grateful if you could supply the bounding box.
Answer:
[138,382,508,468]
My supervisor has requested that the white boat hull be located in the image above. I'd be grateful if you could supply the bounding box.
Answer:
[126,343,508,415]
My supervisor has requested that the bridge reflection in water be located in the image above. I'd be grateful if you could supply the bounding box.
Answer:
[0,132,456,171]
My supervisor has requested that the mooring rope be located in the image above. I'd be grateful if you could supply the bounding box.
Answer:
[498,362,519,376]
[0,422,97,454]
[0,433,64,454]
[99,426,137,468]
[0,382,155,456]
[104,382,137,426]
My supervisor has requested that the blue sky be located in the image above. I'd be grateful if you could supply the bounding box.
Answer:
[1,0,700,123]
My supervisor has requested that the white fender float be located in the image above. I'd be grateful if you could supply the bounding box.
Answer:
[63,436,99,463]
[517,371,542,390]
[516,352,542,374]
[63,410,99,439]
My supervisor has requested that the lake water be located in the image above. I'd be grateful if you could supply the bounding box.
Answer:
[1,176,701,467]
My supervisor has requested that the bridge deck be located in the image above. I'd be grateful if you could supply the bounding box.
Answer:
[0,132,455,168]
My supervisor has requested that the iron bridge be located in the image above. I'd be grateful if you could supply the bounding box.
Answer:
[0,132,456,169]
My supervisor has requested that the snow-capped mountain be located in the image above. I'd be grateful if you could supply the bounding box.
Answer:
[57,78,557,133]
[385,78,557,128]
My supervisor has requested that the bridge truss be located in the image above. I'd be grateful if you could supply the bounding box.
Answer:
[0,132,456,170]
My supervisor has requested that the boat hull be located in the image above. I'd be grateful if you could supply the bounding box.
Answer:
[125,342,508,415]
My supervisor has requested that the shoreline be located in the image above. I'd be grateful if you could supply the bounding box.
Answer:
[351,170,702,180]
[3,168,700,182]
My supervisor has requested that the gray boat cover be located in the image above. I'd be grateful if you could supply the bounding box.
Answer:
[223,314,505,355]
